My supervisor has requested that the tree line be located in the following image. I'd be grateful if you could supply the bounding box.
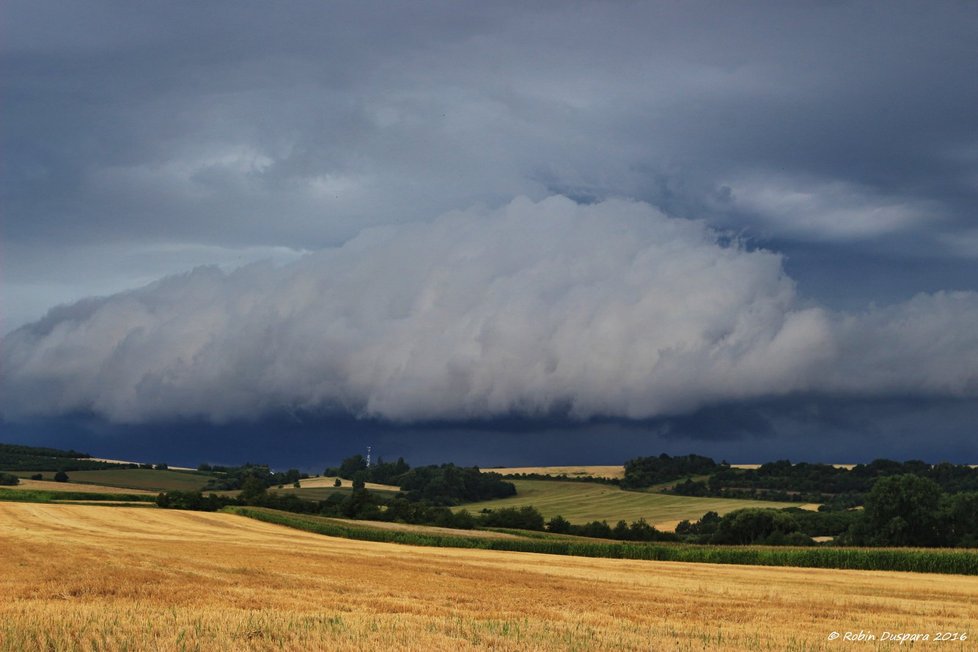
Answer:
[622,453,978,508]
[675,474,978,548]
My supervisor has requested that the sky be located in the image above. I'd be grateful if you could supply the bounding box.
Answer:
[1,2,977,469]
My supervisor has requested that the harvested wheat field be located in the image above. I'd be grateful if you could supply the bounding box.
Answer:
[1,503,975,651]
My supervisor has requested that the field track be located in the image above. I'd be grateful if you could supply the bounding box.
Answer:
[1,503,975,651]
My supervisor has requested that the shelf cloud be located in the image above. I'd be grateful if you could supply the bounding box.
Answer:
[3,196,976,425]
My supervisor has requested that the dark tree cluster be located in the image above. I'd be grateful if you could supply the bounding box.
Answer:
[545,514,673,542]
[677,509,813,546]
[382,497,477,529]
[398,464,517,505]
[675,475,978,548]
[620,453,720,489]
[324,455,411,485]
[478,506,546,530]
[0,472,20,486]
[692,459,978,505]
[200,463,306,491]
[0,442,123,472]
[846,475,978,548]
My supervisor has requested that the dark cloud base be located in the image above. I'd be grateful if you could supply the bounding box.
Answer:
[3,396,975,472]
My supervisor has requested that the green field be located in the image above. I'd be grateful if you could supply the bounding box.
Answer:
[460,479,805,527]
[15,468,212,492]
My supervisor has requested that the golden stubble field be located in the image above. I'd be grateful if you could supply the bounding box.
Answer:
[0,503,975,651]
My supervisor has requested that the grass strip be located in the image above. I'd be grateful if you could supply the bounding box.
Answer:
[227,506,978,576]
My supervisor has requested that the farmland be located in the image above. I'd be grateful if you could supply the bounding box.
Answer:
[459,479,802,529]
[1,503,975,651]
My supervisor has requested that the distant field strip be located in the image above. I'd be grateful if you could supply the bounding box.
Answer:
[493,464,858,476]
[13,468,214,492]
[329,517,523,539]
[0,478,157,495]
[730,463,857,470]
[460,479,803,528]
[1,503,975,651]
[491,465,625,479]
[0,488,156,504]
[294,476,401,491]
[266,477,401,501]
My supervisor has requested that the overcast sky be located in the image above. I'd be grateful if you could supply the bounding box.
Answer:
[2,2,977,465]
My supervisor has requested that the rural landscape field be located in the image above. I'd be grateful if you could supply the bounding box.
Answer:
[4,3,978,651]
[2,502,976,652]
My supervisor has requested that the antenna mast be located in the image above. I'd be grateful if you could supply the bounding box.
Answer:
[367,445,371,468]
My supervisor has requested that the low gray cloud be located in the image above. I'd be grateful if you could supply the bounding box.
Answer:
[3,197,976,425]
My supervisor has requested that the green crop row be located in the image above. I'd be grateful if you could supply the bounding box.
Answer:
[227,506,978,576]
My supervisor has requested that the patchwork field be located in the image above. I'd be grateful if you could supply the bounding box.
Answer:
[460,479,803,529]
[0,503,974,651]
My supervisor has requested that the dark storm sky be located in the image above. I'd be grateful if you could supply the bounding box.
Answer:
[2,2,977,467]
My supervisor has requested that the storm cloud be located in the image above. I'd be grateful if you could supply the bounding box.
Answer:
[3,2,978,331]
[3,196,976,424]
[2,3,978,462]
